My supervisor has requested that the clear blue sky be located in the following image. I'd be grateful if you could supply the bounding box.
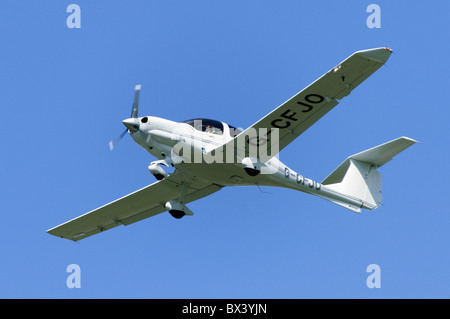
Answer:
[1,1,448,298]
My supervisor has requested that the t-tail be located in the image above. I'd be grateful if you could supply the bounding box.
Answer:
[318,137,418,213]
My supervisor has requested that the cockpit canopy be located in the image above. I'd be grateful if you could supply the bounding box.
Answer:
[182,118,224,135]
[182,118,243,137]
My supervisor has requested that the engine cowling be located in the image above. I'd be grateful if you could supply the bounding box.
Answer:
[241,157,261,176]
[148,163,167,180]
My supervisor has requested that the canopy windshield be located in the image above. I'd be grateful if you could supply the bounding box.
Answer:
[182,118,224,135]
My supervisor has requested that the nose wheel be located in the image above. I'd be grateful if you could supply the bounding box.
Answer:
[148,160,171,181]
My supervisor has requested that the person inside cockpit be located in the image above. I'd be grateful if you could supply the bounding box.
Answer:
[205,124,217,134]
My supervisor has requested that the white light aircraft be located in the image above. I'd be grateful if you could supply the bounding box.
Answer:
[47,47,417,241]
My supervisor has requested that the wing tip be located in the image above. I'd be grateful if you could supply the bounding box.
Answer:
[354,47,393,64]
[399,136,420,144]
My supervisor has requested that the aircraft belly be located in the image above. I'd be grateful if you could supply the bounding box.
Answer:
[176,162,287,188]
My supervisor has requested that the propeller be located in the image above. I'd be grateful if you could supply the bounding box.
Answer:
[130,84,141,118]
[109,84,142,151]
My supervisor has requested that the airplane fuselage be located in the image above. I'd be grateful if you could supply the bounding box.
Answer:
[127,116,371,211]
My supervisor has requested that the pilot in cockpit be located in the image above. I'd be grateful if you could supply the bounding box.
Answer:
[205,125,217,134]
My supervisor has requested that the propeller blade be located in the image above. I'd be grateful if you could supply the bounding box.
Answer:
[131,84,142,118]
[109,85,142,151]
[109,128,128,151]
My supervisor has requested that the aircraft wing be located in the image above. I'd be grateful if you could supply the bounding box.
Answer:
[214,47,393,162]
[47,171,222,241]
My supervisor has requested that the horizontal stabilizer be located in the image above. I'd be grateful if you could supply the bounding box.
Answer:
[328,199,362,213]
[317,195,362,213]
